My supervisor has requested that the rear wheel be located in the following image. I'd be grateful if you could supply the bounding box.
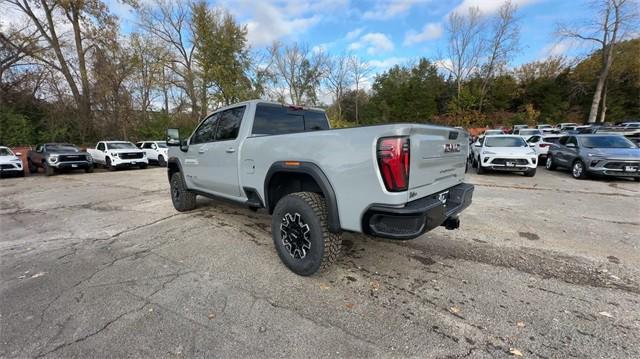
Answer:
[545,154,557,170]
[170,172,197,211]
[271,192,341,276]
[572,160,588,179]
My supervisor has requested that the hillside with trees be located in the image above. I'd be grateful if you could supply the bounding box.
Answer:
[1,0,638,146]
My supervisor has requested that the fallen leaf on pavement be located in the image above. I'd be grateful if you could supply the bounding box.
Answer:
[598,311,614,318]
[449,306,460,314]
[509,348,523,357]
[30,272,46,278]
[319,283,330,290]
[345,303,354,310]
[370,280,380,290]
[516,321,525,327]
[208,313,215,320]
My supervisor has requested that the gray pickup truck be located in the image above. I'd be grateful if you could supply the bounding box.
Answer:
[166,100,474,275]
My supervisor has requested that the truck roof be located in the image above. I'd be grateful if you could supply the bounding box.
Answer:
[206,99,326,116]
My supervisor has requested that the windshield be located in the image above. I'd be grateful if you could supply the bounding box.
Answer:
[625,123,640,128]
[107,142,136,149]
[580,136,636,149]
[46,144,79,152]
[519,130,541,136]
[538,125,552,129]
[0,148,13,156]
[485,137,527,147]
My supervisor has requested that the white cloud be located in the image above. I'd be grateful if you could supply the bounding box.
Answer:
[368,57,408,69]
[348,42,363,50]
[539,38,579,58]
[404,22,443,45]
[357,32,394,55]
[363,0,424,20]
[346,27,364,40]
[234,0,348,46]
[451,0,540,16]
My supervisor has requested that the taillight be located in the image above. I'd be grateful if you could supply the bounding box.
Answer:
[377,137,410,192]
[539,143,549,148]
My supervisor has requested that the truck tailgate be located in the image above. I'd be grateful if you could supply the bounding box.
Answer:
[408,126,467,199]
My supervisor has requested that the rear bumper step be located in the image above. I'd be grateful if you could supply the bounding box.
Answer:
[362,183,474,240]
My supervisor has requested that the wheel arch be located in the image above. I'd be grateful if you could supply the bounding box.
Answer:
[167,157,183,182]
[264,161,341,233]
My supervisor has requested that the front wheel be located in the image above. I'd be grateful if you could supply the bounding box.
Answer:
[28,159,37,173]
[139,163,148,169]
[524,168,536,177]
[85,166,94,173]
[44,162,54,176]
[572,160,588,179]
[271,192,342,276]
[476,158,485,174]
[105,157,116,171]
[158,155,167,167]
[170,172,197,211]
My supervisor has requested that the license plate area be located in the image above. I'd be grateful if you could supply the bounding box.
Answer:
[506,161,516,167]
[71,164,78,168]
[625,166,638,172]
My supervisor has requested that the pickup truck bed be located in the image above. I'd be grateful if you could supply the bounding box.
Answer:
[166,100,473,275]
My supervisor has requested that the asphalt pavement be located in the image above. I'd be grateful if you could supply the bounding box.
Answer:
[1,167,638,358]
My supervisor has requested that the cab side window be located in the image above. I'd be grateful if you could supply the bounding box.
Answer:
[528,136,540,143]
[567,137,578,147]
[97,143,105,151]
[143,142,153,149]
[215,106,246,141]
[191,113,220,144]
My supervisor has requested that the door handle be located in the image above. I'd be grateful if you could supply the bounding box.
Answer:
[225,148,236,153]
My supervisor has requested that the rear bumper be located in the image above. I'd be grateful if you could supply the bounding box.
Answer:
[362,183,474,240]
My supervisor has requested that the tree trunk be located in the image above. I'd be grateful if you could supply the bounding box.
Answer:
[598,80,608,123]
[355,82,359,125]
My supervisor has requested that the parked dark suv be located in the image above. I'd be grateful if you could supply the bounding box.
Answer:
[28,143,93,176]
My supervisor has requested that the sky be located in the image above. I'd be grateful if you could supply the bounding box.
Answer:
[106,0,598,74]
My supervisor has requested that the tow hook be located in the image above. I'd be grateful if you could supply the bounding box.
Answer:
[442,216,460,230]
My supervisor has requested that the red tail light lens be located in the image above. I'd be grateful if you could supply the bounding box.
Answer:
[539,143,549,148]
[377,136,410,192]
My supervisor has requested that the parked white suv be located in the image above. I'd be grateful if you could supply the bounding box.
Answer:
[527,134,561,165]
[136,141,169,167]
[0,146,24,177]
[87,141,148,170]
[473,135,537,176]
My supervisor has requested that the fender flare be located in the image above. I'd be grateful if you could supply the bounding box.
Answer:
[264,161,341,233]
[167,157,184,181]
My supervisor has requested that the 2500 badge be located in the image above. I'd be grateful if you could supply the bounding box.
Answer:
[443,143,461,153]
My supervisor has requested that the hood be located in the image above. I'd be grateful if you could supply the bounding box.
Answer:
[484,146,535,156]
[584,147,640,160]
[48,150,90,156]
[0,155,21,164]
[109,148,144,154]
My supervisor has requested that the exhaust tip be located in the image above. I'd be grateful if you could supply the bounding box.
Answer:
[442,216,460,230]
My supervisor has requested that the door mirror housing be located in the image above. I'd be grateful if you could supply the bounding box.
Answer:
[166,128,181,146]
[566,143,576,148]
[15,152,22,156]
[474,143,481,147]
[529,143,535,147]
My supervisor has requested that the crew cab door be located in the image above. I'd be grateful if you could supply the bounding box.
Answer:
[199,106,245,197]
[94,142,107,164]
[141,142,158,160]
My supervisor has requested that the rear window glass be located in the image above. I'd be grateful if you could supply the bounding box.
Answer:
[543,137,560,144]
[252,104,329,136]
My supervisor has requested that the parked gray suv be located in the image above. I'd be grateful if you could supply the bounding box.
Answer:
[546,134,640,181]
[165,100,474,276]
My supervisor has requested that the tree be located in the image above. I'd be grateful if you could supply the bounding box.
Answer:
[441,6,484,100]
[478,1,520,112]
[192,1,255,111]
[139,0,199,119]
[326,54,352,120]
[348,56,371,125]
[267,42,328,105]
[129,33,170,119]
[559,0,636,123]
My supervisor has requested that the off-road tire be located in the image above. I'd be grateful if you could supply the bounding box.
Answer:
[158,155,167,167]
[170,171,197,212]
[44,162,54,176]
[572,160,588,179]
[139,163,148,169]
[271,192,341,276]
[524,168,536,177]
[28,159,37,173]
[545,154,557,170]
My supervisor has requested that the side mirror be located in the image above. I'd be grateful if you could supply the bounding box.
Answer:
[566,143,576,148]
[166,128,181,146]
[474,143,481,147]
[15,152,22,156]
[529,144,535,147]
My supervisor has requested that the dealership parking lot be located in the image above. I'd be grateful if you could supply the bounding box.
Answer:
[1,168,639,358]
